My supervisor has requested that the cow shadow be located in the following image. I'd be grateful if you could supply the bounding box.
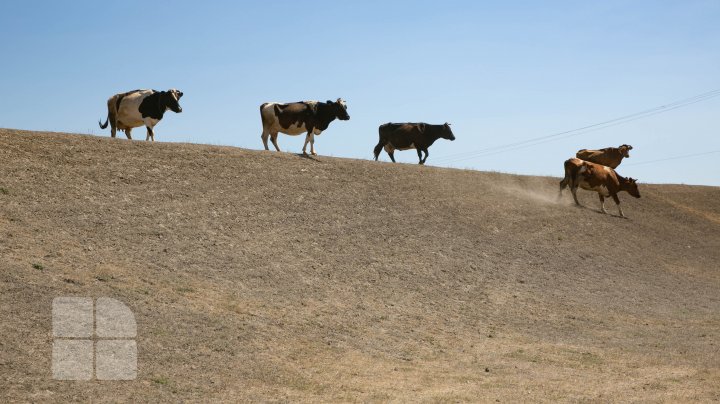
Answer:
[296,153,321,162]
[587,206,629,219]
[571,203,628,219]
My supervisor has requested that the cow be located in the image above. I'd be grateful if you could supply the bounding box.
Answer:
[260,99,350,156]
[576,144,633,168]
[559,158,640,218]
[99,89,183,141]
[373,122,455,164]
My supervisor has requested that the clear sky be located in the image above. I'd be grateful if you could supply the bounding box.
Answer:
[1,1,718,185]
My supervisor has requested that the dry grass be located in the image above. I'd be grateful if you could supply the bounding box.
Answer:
[1,128,719,402]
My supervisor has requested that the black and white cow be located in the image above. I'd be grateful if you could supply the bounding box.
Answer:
[373,122,455,164]
[99,89,183,141]
[260,99,350,155]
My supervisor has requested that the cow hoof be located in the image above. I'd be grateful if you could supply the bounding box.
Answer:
[311,152,317,156]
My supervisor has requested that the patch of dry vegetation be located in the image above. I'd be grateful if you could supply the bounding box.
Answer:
[1,128,719,402]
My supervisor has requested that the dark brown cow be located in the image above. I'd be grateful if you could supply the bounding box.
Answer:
[576,144,633,168]
[373,122,455,164]
[559,158,641,218]
[259,99,350,155]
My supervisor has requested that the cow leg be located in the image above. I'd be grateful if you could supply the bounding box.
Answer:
[261,131,270,150]
[302,133,316,155]
[612,193,625,218]
[145,126,155,141]
[383,144,397,163]
[570,186,581,206]
[125,128,132,140]
[558,174,570,193]
[270,133,280,151]
[108,111,118,138]
[109,111,117,138]
[421,148,429,164]
[599,195,607,214]
[416,148,423,164]
[309,133,317,155]
[301,134,310,155]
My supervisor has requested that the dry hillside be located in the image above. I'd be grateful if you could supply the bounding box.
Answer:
[1,128,719,402]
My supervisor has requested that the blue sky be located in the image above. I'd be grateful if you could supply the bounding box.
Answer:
[1,1,718,185]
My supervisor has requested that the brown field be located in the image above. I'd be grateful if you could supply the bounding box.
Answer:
[1,128,719,402]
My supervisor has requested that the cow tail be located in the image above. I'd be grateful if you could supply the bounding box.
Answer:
[259,103,272,127]
[373,142,384,160]
[99,116,109,129]
[373,126,387,160]
[563,159,573,178]
[563,159,577,186]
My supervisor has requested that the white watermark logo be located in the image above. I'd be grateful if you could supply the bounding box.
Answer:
[52,297,137,380]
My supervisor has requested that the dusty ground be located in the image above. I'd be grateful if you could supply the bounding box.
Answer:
[1,128,719,402]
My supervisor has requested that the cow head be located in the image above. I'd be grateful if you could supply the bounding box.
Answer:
[619,144,633,158]
[162,89,184,113]
[624,177,641,198]
[442,122,456,141]
[327,98,350,120]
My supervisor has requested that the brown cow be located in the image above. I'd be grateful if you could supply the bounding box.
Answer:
[576,144,633,168]
[559,158,640,218]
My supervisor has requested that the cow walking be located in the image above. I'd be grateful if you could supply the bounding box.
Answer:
[260,99,350,155]
[559,158,641,218]
[373,122,455,164]
[99,89,183,141]
[576,144,633,168]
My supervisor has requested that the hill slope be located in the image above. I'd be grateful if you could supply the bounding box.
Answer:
[1,128,719,402]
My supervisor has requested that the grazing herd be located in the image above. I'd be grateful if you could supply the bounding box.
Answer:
[97,89,642,217]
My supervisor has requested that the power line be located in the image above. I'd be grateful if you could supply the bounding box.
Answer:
[435,88,720,163]
[440,95,720,165]
[622,150,720,167]
[432,88,720,165]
